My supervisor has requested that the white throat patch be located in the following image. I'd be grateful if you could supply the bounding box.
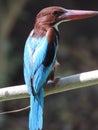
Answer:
[53,19,71,31]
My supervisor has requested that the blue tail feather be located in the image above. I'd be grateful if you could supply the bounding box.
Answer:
[29,88,44,130]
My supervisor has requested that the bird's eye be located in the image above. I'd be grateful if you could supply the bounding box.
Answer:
[52,11,63,16]
[53,11,58,15]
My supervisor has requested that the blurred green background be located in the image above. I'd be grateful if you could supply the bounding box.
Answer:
[0,0,98,130]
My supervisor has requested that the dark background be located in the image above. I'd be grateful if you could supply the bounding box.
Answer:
[0,0,98,130]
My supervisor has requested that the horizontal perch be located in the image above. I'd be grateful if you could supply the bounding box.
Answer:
[0,70,98,102]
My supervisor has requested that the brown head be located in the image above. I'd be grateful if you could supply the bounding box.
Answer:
[33,6,98,37]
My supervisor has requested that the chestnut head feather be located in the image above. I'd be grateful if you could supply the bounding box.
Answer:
[33,6,98,37]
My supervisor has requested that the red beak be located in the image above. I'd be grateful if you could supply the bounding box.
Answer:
[59,9,98,21]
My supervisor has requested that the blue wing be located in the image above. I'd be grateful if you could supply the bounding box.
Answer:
[24,34,58,94]
[24,35,47,93]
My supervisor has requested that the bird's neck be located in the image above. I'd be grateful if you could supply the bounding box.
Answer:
[32,23,59,38]
[53,23,59,32]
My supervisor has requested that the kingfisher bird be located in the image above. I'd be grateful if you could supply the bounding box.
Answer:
[24,6,98,130]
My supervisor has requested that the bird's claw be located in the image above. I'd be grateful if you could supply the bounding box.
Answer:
[52,77,60,85]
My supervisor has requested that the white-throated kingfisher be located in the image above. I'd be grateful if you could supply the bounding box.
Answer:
[24,6,98,130]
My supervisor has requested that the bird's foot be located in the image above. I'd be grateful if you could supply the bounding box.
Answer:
[52,77,60,85]
[44,77,60,88]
